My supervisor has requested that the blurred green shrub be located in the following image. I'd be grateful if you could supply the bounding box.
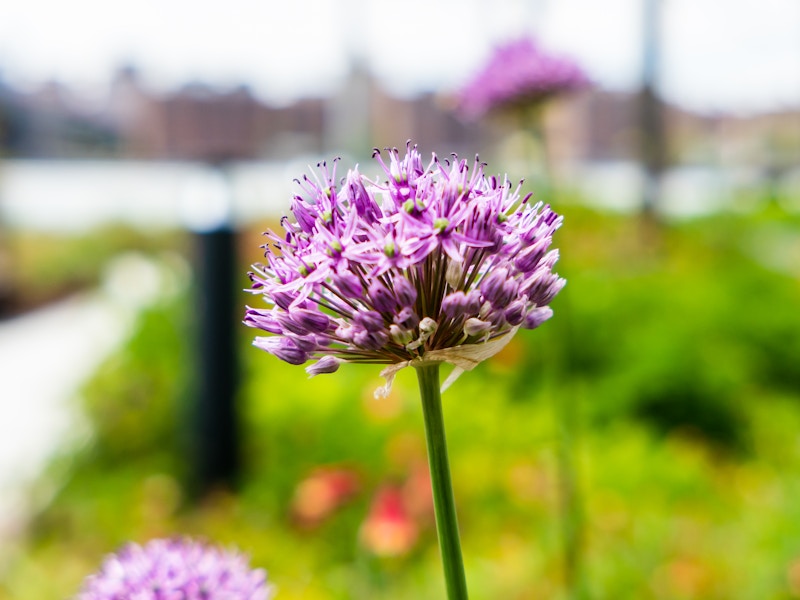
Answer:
[4,224,187,315]
[5,207,800,600]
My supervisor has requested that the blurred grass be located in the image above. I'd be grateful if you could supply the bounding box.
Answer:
[1,223,188,316]
[2,203,800,599]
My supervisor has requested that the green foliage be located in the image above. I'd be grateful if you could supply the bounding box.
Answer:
[3,207,800,599]
[80,297,191,469]
[3,223,188,313]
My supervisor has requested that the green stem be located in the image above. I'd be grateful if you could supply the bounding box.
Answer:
[415,363,469,600]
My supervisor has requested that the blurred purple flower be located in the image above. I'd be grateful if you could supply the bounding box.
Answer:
[76,538,274,600]
[245,143,564,384]
[456,37,589,119]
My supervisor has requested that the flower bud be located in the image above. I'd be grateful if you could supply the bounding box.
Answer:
[445,259,463,289]
[354,328,389,350]
[291,334,319,352]
[542,248,560,269]
[492,278,520,308]
[332,271,364,298]
[504,299,526,326]
[275,312,309,336]
[463,317,492,337]
[292,308,331,332]
[253,337,309,365]
[441,292,467,320]
[539,277,566,305]
[335,324,355,341]
[419,317,438,336]
[369,281,396,313]
[523,306,554,330]
[393,277,418,308]
[525,271,566,306]
[464,289,483,314]
[243,307,282,334]
[394,306,419,330]
[306,355,342,376]
[347,169,379,222]
[272,289,296,310]
[514,238,550,273]
[480,268,509,305]
[478,300,493,319]
[355,310,385,332]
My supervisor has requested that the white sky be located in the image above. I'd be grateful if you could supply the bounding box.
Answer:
[0,0,798,113]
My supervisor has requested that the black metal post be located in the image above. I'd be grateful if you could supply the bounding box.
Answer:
[190,165,240,495]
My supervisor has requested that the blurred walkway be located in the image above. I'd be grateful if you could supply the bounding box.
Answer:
[0,254,178,550]
[0,294,124,542]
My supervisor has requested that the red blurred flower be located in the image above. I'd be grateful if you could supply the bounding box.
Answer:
[290,467,360,527]
[359,485,419,557]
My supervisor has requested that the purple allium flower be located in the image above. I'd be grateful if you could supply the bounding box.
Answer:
[245,143,564,392]
[76,538,274,600]
[456,36,588,119]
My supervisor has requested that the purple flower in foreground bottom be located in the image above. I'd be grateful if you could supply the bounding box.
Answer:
[245,143,565,393]
[76,538,274,600]
[456,36,588,118]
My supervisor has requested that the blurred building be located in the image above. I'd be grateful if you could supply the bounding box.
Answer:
[0,77,117,157]
[547,91,800,173]
[1,65,798,176]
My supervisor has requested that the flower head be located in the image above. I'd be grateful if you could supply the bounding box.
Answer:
[456,36,588,119]
[246,143,564,393]
[76,538,274,600]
